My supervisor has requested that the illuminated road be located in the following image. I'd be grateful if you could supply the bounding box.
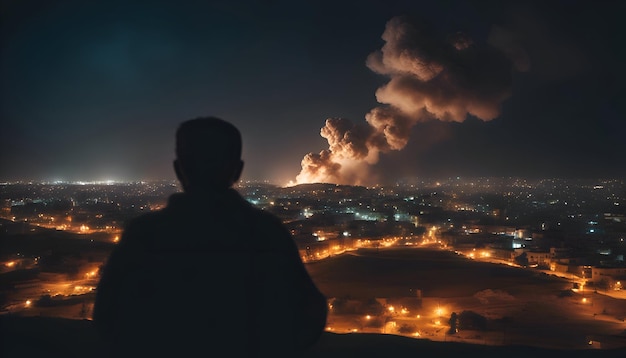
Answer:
[3,272,98,317]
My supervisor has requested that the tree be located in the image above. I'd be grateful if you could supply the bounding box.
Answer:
[398,323,415,334]
[362,297,384,315]
[458,310,487,331]
[448,312,458,335]
[331,296,352,315]
[514,252,528,267]
[79,301,90,319]
[363,316,384,328]
[597,278,610,292]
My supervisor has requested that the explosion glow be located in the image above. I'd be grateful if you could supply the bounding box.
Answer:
[292,16,525,186]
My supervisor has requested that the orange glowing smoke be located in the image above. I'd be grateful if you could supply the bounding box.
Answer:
[292,16,525,186]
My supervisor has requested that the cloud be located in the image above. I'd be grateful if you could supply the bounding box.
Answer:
[292,15,524,186]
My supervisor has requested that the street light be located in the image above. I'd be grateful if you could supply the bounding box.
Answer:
[435,306,444,317]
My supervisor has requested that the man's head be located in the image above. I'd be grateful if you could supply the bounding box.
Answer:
[174,117,244,192]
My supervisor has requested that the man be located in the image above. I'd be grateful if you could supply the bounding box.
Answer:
[93,117,328,357]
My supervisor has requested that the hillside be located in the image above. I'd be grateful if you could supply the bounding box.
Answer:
[1,315,625,358]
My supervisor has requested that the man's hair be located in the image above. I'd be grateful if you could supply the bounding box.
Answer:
[176,117,242,161]
[175,117,242,186]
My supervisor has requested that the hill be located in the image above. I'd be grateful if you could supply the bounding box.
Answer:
[1,315,625,358]
[305,247,626,350]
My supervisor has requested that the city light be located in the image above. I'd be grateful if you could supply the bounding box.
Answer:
[435,307,444,316]
[0,178,625,350]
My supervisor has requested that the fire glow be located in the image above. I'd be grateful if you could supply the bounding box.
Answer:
[291,16,525,186]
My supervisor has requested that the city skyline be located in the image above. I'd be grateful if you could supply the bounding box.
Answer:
[1,0,624,185]
[1,177,625,351]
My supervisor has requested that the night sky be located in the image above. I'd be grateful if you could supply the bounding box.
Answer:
[1,0,624,185]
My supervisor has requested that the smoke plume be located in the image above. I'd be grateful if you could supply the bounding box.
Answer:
[292,16,524,186]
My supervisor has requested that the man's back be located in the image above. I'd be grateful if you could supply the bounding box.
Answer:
[93,188,328,357]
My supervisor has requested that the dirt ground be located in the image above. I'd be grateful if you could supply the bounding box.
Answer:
[305,247,626,350]
[5,245,625,351]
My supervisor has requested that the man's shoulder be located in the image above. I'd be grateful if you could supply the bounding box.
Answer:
[241,206,297,251]
[246,204,274,219]
[122,192,193,229]
[125,209,167,228]
[120,209,172,242]
[246,206,285,230]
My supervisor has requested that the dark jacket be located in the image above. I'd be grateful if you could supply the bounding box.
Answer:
[93,188,327,357]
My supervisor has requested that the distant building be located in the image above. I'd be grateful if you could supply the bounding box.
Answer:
[526,251,551,266]
[590,265,626,288]
[490,247,518,261]
[1,199,11,216]
[550,247,571,258]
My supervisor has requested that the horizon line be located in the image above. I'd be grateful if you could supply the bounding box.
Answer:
[1,176,623,187]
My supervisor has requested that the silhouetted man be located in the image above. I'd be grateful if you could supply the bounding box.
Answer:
[93,117,328,357]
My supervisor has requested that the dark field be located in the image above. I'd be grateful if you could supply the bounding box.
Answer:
[306,247,568,299]
[305,247,626,350]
